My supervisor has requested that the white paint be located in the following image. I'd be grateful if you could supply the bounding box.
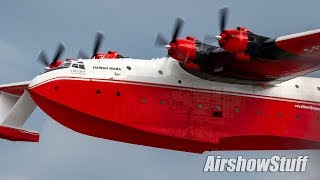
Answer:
[0,92,19,124]
[276,29,320,42]
[2,91,37,128]
[29,57,320,104]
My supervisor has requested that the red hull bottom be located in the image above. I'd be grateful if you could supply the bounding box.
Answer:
[29,89,320,153]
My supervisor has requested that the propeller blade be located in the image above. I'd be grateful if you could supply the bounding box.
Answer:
[219,7,229,32]
[37,50,50,67]
[77,48,90,59]
[154,33,169,47]
[171,18,184,41]
[92,31,104,57]
[52,42,65,64]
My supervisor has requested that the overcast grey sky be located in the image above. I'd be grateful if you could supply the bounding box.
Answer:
[0,0,319,180]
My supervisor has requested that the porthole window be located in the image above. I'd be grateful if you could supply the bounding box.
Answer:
[54,86,58,90]
[235,107,239,113]
[216,105,221,111]
[96,90,101,95]
[258,111,262,115]
[116,92,121,96]
[172,101,176,106]
[178,80,182,84]
[317,87,320,91]
[160,100,165,105]
[295,115,300,120]
[278,113,282,117]
[141,98,147,103]
[158,70,163,75]
[197,104,203,109]
[127,66,131,70]
[295,85,299,88]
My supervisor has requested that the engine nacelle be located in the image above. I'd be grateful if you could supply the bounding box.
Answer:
[218,27,249,54]
[167,38,197,63]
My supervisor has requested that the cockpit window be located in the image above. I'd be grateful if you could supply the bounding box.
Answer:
[79,65,85,69]
[61,63,71,68]
[72,64,79,68]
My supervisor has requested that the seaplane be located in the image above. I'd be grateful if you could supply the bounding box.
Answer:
[0,8,320,153]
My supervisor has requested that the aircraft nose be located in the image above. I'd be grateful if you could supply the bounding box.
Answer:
[27,73,60,108]
[28,74,45,91]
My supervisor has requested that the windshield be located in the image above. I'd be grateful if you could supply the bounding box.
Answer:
[61,62,71,67]
[40,61,85,75]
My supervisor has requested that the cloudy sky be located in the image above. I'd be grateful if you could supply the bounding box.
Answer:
[0,0,319,179]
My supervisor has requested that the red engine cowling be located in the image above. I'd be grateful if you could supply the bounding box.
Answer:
[218,27,249,54]
[49,60,63,69]
[167,38,197,63]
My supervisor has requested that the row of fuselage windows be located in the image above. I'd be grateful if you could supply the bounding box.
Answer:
[93,87,320,121]
[139,98,318,121]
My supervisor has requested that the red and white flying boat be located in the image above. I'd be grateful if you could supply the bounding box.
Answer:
[0,8,320,153]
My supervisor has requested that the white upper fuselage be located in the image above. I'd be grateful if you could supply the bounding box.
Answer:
[29,57,320,105]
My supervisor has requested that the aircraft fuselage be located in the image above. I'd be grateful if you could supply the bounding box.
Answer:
[28,58,320,153]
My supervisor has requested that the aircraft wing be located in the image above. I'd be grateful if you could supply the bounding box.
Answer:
[264,29,320,85]
[0,81,30,96]
[0,81,39,142]
[275,29,320,57]
[193,29,320,85]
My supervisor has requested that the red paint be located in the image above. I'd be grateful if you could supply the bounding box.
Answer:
[28,78,320,153]
[49,60,63,69]
[235,53,250,61]
[0,84,28,96]
[93,51,124,59]
[31,76,320,105]
[276,31,320,56]
[218,27,249,54]
[168,39,197,63]
[0,125,39,142]
[211,54,320,82]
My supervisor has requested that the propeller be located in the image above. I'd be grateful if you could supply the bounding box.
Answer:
[77,31,105,59]
[37,42,65,67]
[93,31,104,57]
[219,7,228,33]
[154,17,184,47]
[202,7,229,44]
